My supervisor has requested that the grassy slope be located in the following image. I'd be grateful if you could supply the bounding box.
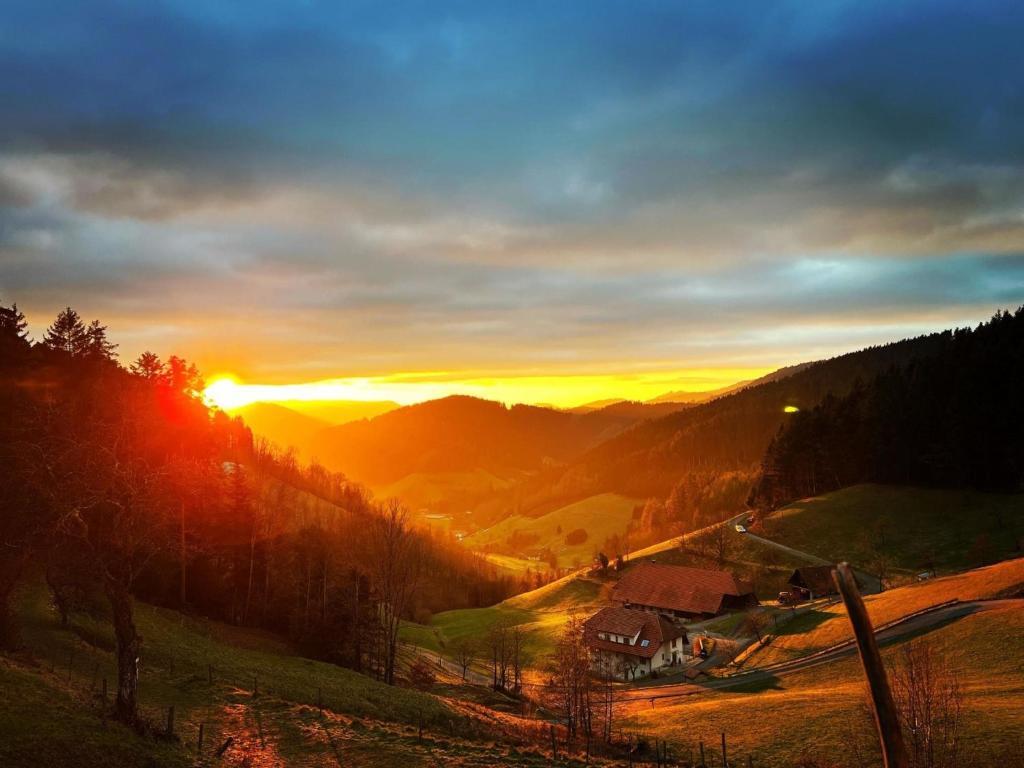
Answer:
[765,484,1024,573]
[2,581,459,767]
[375,468,518,513]
[465,493,641,569]
[746,556,1024,667]
[631,601,1024,767]
[403,571,610,671]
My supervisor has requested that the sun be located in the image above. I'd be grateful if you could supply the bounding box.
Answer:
[203,377,254,411]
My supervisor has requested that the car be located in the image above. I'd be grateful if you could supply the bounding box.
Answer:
[734,524,747,533]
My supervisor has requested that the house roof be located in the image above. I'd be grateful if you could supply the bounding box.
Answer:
[611,563,754,616]
[584,606,687,659]
[788,566,838,594]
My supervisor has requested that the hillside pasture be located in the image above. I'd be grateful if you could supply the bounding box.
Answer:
[763,484,1024,574]
[465,493,641,569]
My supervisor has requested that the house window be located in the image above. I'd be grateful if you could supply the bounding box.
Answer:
[598,632,607,640]
[640,639,650,648]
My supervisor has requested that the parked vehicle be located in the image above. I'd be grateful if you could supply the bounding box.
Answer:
[778,591,800,605]
[735,524,747,533]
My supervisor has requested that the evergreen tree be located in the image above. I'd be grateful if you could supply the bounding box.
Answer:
[0,302,30,361]
[130,351,165,379]
[42,307,89,356]
[85,319,118,361]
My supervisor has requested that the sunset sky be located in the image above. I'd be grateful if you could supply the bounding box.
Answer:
[2,1,1024,407]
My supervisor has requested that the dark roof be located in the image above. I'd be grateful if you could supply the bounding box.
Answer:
[584,607,687,659]
[611,563,754,616]
[788,566,839,594]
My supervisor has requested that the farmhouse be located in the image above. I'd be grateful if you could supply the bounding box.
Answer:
[583,606,689,680]
[611,562,757,620]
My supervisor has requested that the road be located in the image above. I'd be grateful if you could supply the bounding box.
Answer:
[613,598,1023,705]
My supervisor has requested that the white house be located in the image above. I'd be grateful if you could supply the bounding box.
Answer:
[583,606,689,680]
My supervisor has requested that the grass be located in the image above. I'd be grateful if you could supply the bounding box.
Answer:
[629,600,1024,767]
[764,484,1024,573]
[2,580,463,767]
[466,493,641,569]
[375,468,517,513]
[402,571,610,673]
[746,556,1024,667]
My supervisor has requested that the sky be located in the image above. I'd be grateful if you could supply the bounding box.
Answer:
[2,1,1024,407]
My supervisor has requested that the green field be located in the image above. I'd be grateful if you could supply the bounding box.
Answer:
[375,469,518,514]
[763,484,1024,574]
[3,581,573,768]
[402,571,610,674]
[465,493,641,569]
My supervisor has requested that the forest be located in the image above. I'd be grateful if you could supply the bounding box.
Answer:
[749,307,1024,510]
[0,303,520,727]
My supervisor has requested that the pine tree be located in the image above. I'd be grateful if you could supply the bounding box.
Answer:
[0,303,30,361]
[85,319,118,360]
[42,307,89,356]
[130,351,165,379]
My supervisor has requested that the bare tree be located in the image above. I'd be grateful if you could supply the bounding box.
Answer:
[742,607,771,642]
[368,499,422,685]
[550,614,593,740]
[451,636,477,681]
[890,640,963,768]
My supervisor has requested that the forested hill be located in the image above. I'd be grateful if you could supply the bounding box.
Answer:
[750,307,1024,510]
[485,318,988,518]
[307,394,688,485]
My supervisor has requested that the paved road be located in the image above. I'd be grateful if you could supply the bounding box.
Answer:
[614,598,1023,705]
[739,530,830,565]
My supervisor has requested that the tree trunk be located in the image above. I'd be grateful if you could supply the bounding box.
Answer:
[0,553,28,649]
[179,501,187,608]
[105,579,140,726]
[243,532,255,623]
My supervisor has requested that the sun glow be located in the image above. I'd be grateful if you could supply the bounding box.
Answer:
[202,367,777,412]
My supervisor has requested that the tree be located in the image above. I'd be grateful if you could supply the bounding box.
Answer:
[890,640,963,768]
[164,355,204,394]
[84,319,118,360]
[368,499,422,685]
[451,636,477,681]
[0,302,30,360]
[742,607,770,642]
[43,307,89,355]
[130,351,165,380]
[550,614,593,740]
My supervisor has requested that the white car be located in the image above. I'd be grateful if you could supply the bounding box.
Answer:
[734,523,747,533]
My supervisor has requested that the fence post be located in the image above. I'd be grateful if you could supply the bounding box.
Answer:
[166,706,175,738]
[197,723,204,754]
[747,754,754,768]
[833,562,909,768]
[721,732,728,767]
[215,737,234,757]
[699,740,706,768]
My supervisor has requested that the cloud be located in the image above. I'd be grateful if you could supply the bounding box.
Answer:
[1,1,1024,384]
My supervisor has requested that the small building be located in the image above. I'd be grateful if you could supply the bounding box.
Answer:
[788,565,882,599]
[787,566,839,600]
[584,606,689,680]
[611,563,757,621]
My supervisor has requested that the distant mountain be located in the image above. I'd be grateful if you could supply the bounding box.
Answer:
[235,403,329,457]
[646,363,813,405]
[487,328,967,516]
[307,394,686,488]
[280,400,398,424]
[235,400,399,459]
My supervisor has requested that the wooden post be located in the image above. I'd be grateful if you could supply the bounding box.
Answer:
[215,737,234,757]
[747,755,753,768]
[628,734,633,766]
[699,740,706,768]
[721,732,727,767]
[166,705,175,737]
[197,723,205,754]
[90,662,99,692]
[256,710,265,746]
[833,563,909,768]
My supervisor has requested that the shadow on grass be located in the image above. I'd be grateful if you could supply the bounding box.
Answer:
[710,673,784,694]
[774,609,839,636]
